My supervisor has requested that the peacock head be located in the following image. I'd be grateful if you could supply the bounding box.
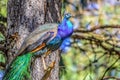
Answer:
[64,13,72,19]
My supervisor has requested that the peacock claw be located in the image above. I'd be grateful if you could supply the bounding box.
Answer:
[42,50,51,71]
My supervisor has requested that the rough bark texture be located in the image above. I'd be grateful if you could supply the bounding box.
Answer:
[6,0,61,80]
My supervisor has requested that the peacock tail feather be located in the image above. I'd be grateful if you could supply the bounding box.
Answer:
[3,52,33,80]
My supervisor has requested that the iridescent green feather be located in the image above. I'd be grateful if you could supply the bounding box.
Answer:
[3,52,33,80]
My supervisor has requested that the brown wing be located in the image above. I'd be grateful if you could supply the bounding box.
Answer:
[16,23,58,56]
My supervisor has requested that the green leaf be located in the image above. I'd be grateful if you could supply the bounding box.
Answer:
[0,32,5,41]
[0,51,6,63]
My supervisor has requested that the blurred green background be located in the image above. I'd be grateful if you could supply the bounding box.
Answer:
[1,0,120,80]
[60,0,120,80]
[0,0,7,68]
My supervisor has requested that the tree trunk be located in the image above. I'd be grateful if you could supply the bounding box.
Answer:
[6,0,61,80]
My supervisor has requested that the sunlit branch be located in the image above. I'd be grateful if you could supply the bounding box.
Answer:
[74,25,120,33]
[72,33,120,56]
[101,57,120,80]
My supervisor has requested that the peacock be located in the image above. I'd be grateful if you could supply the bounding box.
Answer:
[3,13,73,80]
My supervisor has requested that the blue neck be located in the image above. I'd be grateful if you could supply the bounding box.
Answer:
[57,17,73,39]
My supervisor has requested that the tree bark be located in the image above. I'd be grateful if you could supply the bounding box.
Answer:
[6,0,61,80]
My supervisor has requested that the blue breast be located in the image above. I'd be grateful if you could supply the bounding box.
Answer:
[57,17,73,39]
[45,14,73,52]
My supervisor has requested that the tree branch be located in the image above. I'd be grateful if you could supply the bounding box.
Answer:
[101,57,119,80]
[72,33,120,56]
[75,25,120,33]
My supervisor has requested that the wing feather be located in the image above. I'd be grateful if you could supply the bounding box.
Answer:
[17,23,58,56]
